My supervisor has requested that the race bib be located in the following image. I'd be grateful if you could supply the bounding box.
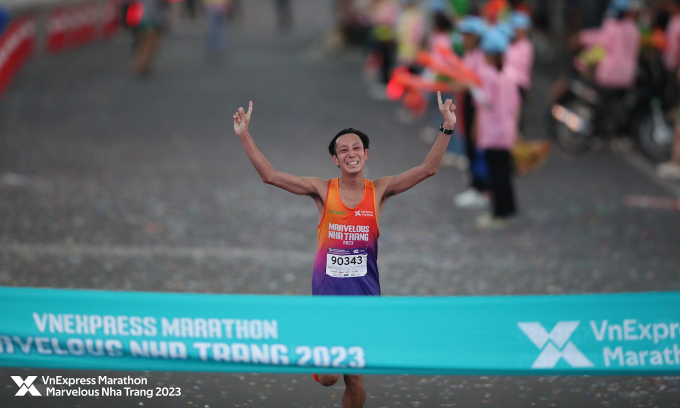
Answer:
[325,248,368,278]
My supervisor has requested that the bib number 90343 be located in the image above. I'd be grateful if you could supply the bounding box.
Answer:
[325,248,368,278]
[329,255,363,266]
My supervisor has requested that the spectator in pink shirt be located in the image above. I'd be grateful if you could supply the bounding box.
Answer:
[461,19,486,76]
[547,0,640,134]
[577,0,641,90]
[507,12,533,94]
[453,15,491,209]
[472,27,522,229]
[506,11,534,134]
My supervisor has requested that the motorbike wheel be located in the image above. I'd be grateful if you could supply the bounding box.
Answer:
[553,100,592,154]
[638,113,673,162]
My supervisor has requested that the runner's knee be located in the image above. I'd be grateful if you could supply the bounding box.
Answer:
[318,374,341,387]
[343,374,364,389]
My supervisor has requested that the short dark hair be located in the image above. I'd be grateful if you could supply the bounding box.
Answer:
[328,128,370,156]
[433,12,453,33]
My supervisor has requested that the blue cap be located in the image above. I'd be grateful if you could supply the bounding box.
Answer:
[510,11,531,30]
[606,0,633,16]
[480,27,510,54]
[429,0,447,11]
[459,16,487,37]
[611,0,630,11]
[497,21,515,40]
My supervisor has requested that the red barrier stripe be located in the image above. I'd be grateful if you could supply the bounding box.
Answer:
[0,17,36,99]
[47,1,119,54]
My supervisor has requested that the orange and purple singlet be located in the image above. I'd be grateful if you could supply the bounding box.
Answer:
[312,178,381,296]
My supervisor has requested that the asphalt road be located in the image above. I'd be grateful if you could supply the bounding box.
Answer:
[1,0,680,407]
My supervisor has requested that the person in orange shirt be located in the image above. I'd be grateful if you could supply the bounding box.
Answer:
[232,92,456,408]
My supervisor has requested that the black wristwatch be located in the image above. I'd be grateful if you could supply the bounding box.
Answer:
[439,124,454,135]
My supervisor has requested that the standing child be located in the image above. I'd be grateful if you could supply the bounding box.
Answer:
[472,27,521,229]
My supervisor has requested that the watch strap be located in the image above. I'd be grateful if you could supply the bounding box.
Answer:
[439,124,454,135]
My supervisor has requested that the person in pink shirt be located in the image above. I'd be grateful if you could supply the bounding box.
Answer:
[453,15,491,209]
[506,11,534,134]
[471,27,521,229]
[429,12,454,67]
[577,0,640,90]
[460,18,487,76]
[506,12,533,95]
[547,0,640,135]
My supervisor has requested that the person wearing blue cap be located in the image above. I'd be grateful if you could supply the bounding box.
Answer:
[548,0,640,131]
[576,0,640,109]
[579,0,640,89]
[470,27,521,229]
[453,15,490,208]
[506,11,534,133]
[496,21,515,41]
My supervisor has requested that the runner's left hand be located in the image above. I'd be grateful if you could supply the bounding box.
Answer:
[437,91,456,130]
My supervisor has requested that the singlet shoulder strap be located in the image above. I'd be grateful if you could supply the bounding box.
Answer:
[327,178,339,201]
[318,179,336,229]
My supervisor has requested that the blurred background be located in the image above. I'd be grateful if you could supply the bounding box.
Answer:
[0,0,680,406]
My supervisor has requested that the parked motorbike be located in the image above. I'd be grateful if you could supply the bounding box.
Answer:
[549,54,673,161]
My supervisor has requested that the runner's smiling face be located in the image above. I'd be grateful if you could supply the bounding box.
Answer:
[332,134,369,174]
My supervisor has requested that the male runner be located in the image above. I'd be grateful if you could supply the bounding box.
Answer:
[232,92,456,408]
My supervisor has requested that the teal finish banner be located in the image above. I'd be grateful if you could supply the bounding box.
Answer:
[1,287,680,375]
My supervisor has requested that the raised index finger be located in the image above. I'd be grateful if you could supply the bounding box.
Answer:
[246,101,253,118]
[437,91,443,108]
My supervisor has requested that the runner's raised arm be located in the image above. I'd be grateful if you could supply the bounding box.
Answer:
[233,101,327,198]
[374,91,457,202]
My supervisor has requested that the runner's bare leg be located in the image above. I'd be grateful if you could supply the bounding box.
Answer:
[342,374,365,408]
[317,374,364,408]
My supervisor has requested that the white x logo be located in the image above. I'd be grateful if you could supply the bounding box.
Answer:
[11,376,41,396]
[518,322,594,369]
